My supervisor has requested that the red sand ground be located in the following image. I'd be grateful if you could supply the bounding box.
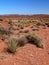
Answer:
[0,22,49,65]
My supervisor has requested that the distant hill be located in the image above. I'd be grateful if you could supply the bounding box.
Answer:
[0,14,49,19]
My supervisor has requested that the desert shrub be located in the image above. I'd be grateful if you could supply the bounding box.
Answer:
[0,24,12,35]
[8,19,12,24]
[6,34,28,53]
[8,19,14,28]
[11,25,17,30]
[31,20,38,24]
[16,23,24,29]
[19,20,30,27]
[3,27,12,35]
[1,34,9,41]
[6,36,18,53]
[0,25,4,39]
[36,21,45,26]
[26,32,44,48]
[4,18,9,22]
[45,21,49,27]
[17,35,28,46]
[0,18,3,21]
[0,33,3,39]
[36,21,41,26]
[0,24,6,34]
[0,24,4,30]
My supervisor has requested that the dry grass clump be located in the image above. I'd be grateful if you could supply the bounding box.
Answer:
[1,34,9,41]
[36,21,46,27]
[6,35,18,53]
[0,24,13,41]
[5,32,44,53]
[45,21,49,27]
[19,20,30,27]
[11,25,17,30]
[26,32,44,48]
[8,19,13,25]
[0,24,4,31]
[3,18,9,23]
[6,34,28,53]
[0,24,10,34]
[17,35,28,46]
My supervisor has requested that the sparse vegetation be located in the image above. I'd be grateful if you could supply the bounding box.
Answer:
[0,14,48,54]
[45,21,49,27]
[11,25,17,30]
[5,31,44,53]
[26,32,44,48]
[17,35,28,46]
[0,24,13,41]
[6,36,18,53]
[6,34,28,53]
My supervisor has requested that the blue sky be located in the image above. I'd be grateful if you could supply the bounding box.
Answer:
[0,0,49,15]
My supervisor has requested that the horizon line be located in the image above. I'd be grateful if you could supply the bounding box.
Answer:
[0,13,49,16]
